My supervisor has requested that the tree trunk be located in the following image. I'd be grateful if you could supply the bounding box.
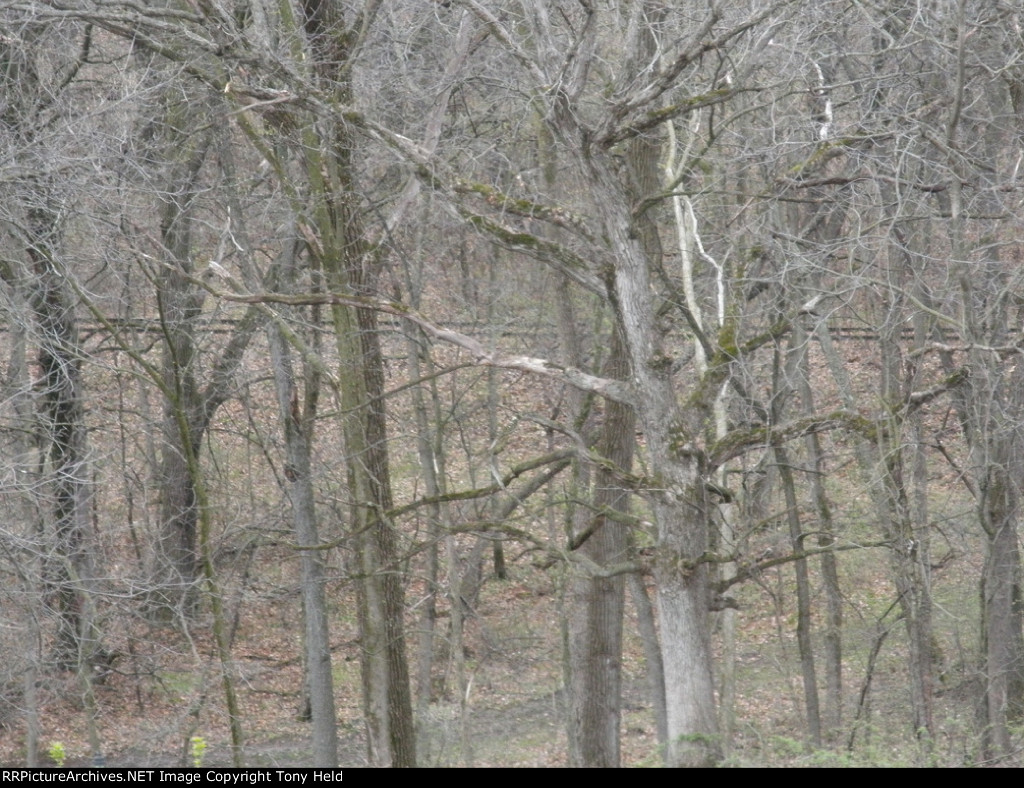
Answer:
[802,327,843,741]
[978,444,1024,757]
[334,299,415,767]
[401,262,449,756]
[773,333,822,746]
[4,23,98,672]
[27,208,97,671]
[267,239,338,767]
[568,327,633,767]
[561,90,641,763]
[773,438,822,745]
[150,98,212,619]
[568,148,719,766]
[297,0,415,763]
[628,570,668,749]
[942,58,1024,757]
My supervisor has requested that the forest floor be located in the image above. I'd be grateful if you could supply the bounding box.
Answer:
[1,532,1016,768]
[1,562,659,768]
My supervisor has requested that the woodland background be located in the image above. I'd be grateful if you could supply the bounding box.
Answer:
[2,0,1024,768]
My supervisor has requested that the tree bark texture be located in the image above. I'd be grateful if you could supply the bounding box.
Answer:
[567,148,720,766]
[300,0,416,765]
[567,327,633,767]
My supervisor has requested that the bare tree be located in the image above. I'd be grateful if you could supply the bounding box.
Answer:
[0,9,99,676]
[9,0,1024,767]
[414,0,795,765]
[940,4,1024,753]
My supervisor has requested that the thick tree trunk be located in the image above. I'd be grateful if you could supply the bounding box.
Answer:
[945,133,1024,760]
[568,328,633,767]
[655,520,719,768]
[568,150,719,766]
[0,4,97,674]
[324,283,411,766]
[561,106,640,763]
[260,0,416,765]
[310,96,415,778]
[628,570,668,749]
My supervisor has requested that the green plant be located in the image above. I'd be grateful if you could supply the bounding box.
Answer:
[47,741,66,767]
[767,735,806,760]
[190,736,207,768]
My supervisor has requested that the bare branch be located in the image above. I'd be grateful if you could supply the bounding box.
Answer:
[198,272,637,406]
[456,0,549,85]
[708,410,880,467]
[715,540,891,592]
[387,449,575,519]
